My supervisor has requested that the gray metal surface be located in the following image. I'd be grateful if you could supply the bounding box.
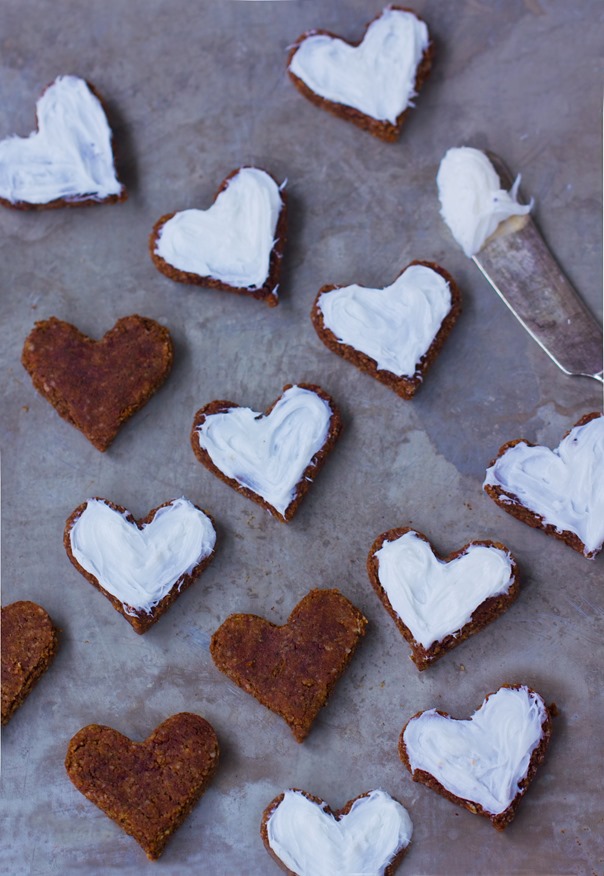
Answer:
[0,1,602,874]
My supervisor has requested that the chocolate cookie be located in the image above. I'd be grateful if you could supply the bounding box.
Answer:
[65,712,219,860]
[210,589,367,741]
[22,314,173,451]
[1,600,58,725]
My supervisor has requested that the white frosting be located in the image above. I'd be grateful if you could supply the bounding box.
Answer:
[375,531,514,649]
[317,264,452,378]
[0,75,123,205]
[484,415,604,556]
[403,686,547,815]
[289,8,429,124]
[154,167,283,291]
[194,385,333,517]
[266,789,413,876]
[69,497,216,615]
[437,147,532,257]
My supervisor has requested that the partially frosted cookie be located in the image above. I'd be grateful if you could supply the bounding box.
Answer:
[400,684,552,830]
[312,261,460,398]
[484,412,604,558]
[261,789,412,876]
[288,7,433,142]
[64,497,217,633]
[150,166,287,306]
[367,528,519,669]
[0,75,125,209]
[190,384,342,522]
[437,147,532,257]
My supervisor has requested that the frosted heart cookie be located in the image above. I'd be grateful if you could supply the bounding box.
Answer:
[0,75,125,209]
[484,412,604,558]
[191,383,342,522]
[150,166,287,306]
[210,589,367,741]
[65,712,219,860]
[399,684,552,829]
[1,601,58,725]
[261,789,413,876]
[367,528,519,669]
[22,315,173,452]
[64,497,217,634]
[287,7,433,142]
[312,261,461,398]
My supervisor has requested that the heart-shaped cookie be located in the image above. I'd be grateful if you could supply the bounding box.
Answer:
[191,383,342,523]
[484,412,604,558]
[22,314,173,451]
[288,7,433,142]
[150,166,287,305]
[0,75,125,209]
[64,497,217,634]
[367,528,519,669]
[65,712,219,860]
[1,601,58,725]
[312,262,461,398]
[400,684,552,830]
[210,589,367,741]
[261,789,413,876]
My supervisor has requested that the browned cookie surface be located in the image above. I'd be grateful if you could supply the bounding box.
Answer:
[1,600,58,725]
[22,315,173,451]
[211,589,367,741]
[311,261,461,398]
[65,712,219,860]
[287,7,434,142]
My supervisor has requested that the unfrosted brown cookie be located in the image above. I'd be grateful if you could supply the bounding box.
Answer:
[312,261,461,398]
[0,75,126,210]
[287,7,434,142]
[190,383,342,523]
[150,166,287,306]
[399,684,552,830]
[484,411,604,558]
[65,712,219,860]
[1,600,58,725]
[210,589,367,741]
[64,497,217,634]
[22,315,173,451]
[367,527,519,669]
[261,788,413,875]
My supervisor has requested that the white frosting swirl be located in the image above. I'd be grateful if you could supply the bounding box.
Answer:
[289,8,429,124]
[266,789,413,876]
[154,167,283,291]
[0,75,123,205]
[375,531,514,648]
[317,264,452,377]
[403,686,547,815]
[484,415,604,556]
[69,497,216,615]
[194,385,333,517]
[437,147,532,257]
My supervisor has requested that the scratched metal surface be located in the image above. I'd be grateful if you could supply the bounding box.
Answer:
[0,1,602,874]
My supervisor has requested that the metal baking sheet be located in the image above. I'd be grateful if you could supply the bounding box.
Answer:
[1,1,602,873]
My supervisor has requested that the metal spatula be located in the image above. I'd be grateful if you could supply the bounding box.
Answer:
[472,153,603,383]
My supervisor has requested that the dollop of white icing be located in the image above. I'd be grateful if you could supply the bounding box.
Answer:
[403,686,547,815]
[437,147,532,257]
[289,8,429,124]
[317,264,452,377]
[69,497,216,615]
[266,789,413,876]
[484,415,604,556]
[194,385,333,517]
[375,531,514,648]
[0,75,123,205]
[154,167,283,290]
